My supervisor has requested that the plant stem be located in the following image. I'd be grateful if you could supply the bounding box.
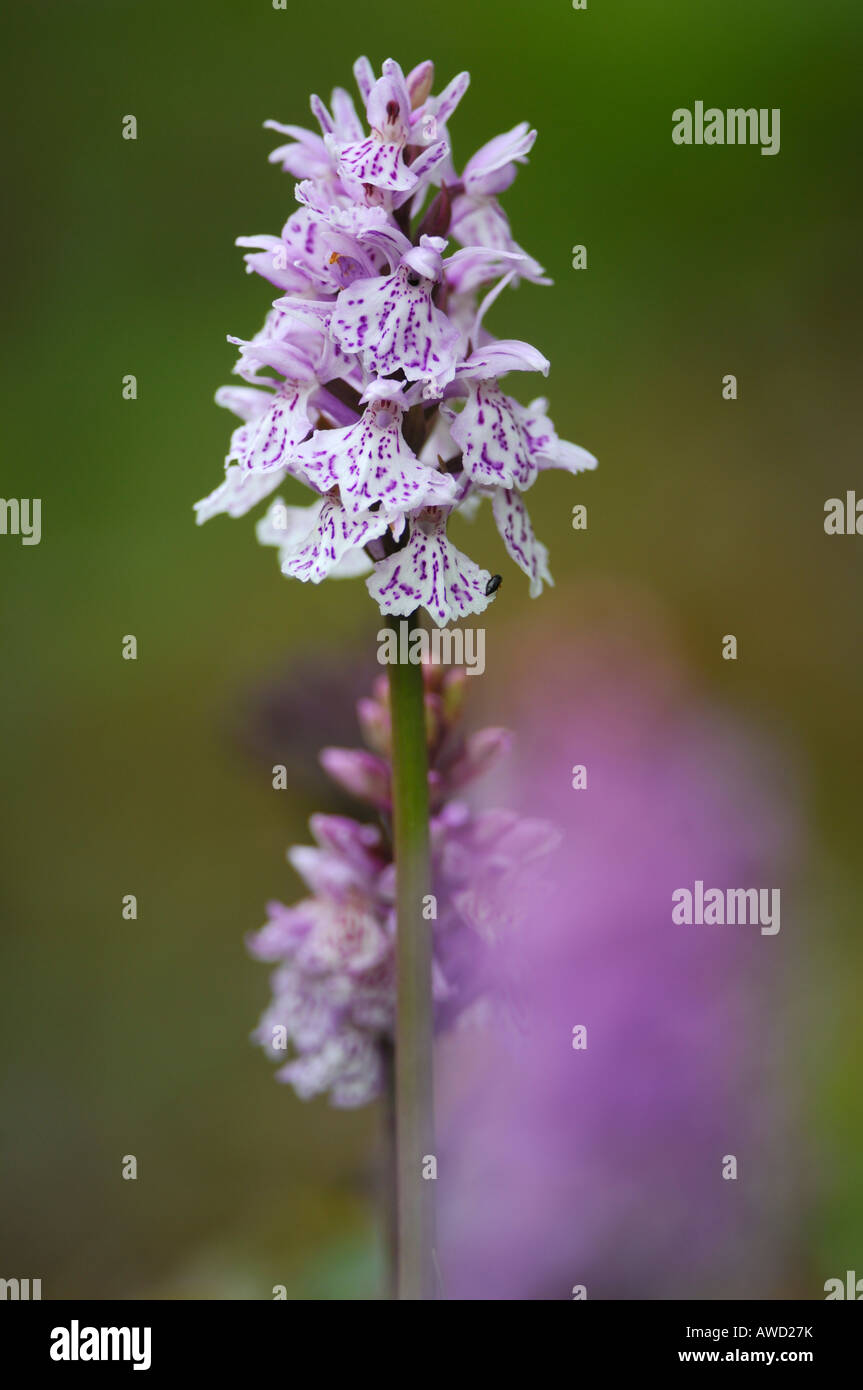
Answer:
[387,613,436,1300]
[379,1039,397,1301]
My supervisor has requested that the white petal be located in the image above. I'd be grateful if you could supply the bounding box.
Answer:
[449,382,536,490]
[367,509,494,627]
[293,398,457,520]
[490,488,553,598]
[522,399,598,474]
[332,265,460,387]
[283,497,387,584]
[239,385,316,472]
[195,466,286,524]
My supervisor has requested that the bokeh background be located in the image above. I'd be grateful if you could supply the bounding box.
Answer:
[1,0,861,1298]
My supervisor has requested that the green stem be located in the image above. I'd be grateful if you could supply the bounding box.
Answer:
[387,613,436,1300]
[379,1039,397,1301]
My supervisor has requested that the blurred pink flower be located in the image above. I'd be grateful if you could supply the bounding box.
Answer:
[247,665,557,1107]
[436,605,802,1299]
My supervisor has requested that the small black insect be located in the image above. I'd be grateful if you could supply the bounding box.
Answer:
[485,574,503,596]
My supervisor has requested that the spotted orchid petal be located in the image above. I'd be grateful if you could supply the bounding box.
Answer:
[421,69,470,130]
[448,381,538,490]
[332,236,460,387]
[457,340,550,381]
[256,495,381,582]
[490,486,553,597]
[194,464,286,524]
[232,383,316,472]
[337,135,417,193]
[234,233,312,294]
[293,391,457,518]
[442,245,528,295]
[409,69,470,164]
[214,384,273,422]
[307,87,363,142]
[367,60,412,139]
[227,304,336,384]
[352,56,375,107]
[264,122,331,179]
[336,61,416,194]
[214,384,273,466]
[390,140,450,209]
[239,206,385,296]
[366,507,495,627]
[523,397,599,475]
[355,222,412,270]
[331,87,366,140]
[450,196,550,285]
[463,122,537,196]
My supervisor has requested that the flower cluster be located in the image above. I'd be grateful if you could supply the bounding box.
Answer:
[247,664,558,1107]
[196,56,597,625]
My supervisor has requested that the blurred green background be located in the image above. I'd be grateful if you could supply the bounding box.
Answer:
[1,0,861,1297]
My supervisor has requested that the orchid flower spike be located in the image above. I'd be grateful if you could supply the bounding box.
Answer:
[196,56,597,626]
